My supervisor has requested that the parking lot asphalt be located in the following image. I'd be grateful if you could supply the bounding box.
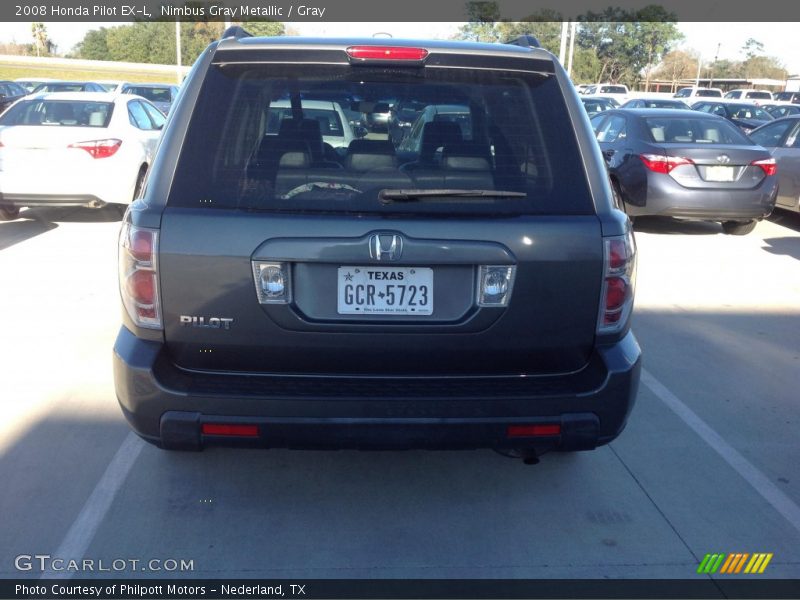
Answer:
[0,206,799,580]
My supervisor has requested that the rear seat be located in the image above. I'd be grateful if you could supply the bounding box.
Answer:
[406,143,494,189]
[344,139,413,191]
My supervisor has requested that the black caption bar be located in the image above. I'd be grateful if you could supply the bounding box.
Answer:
[2,0,800,22]
[3,579,800,600]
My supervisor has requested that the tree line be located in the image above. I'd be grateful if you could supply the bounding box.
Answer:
[454,2,788,89]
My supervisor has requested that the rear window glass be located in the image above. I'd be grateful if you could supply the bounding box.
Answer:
[168,63,593,216]
[599,86,627,94]
[267,105,344,137]
[774,92,799,102]
[745,91,771,99]
[728,105,772,120]
[645,116,753,145]
[34,83,89,93]
[696,89,722,97]
[0,100,113,127]
[126,86,172,103]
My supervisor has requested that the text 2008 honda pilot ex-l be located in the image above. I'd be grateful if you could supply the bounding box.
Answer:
[113,33,641,459]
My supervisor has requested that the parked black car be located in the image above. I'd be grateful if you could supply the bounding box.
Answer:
[113,34,640,458]
[691,101,773,135]
[0,81,28,113]
[591,109,778,235]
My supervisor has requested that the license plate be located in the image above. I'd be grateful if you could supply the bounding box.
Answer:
[704,166,736,182]
[337,267,433,315]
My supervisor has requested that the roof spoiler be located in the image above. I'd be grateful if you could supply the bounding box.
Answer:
[221,26,252,40]
[504,35,541,49]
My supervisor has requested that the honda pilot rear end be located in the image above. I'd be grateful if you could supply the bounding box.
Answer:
[113,35,641,457]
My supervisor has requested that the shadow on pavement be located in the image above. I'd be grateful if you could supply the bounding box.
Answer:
[20,205,125,224]
[767,210,800,233]
[0,219,58,251]
[761,237,800,261]
[632,217,722,236]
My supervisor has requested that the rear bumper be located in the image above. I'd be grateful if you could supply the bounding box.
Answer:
[626,174,777,220]
[0,192,105,208]
[113,326,641,452]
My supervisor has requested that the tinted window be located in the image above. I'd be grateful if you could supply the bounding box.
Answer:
[748,120,796,147]
[141,101,166,129]
[125,86,172,103]
[774,92,800,103]
[34,82,91,93]
[675,89,690,98]
[728,105,772,120]
[169,63,594,216]
[596,115,626,142]
[599,86,627,94]
[724,91,741,99]
[696,89,722,97]
[128,101,152,129]
[745,91,772,100]
[583,99,614,113]
[0,100,113,127]
[644,116,753,144]
[267,105,344,137]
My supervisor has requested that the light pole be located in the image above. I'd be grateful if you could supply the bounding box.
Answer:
[175,21,182,84]
[709,43,721,88]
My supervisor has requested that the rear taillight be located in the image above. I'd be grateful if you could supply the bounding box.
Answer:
[598,231,636,334]
[750,157,777,176]
[68,138,121,159]
[119,223,161,329]
[640,154,694,174]
[346,46,428,61]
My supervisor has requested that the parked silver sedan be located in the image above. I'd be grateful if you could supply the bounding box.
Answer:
[748,116,800,213]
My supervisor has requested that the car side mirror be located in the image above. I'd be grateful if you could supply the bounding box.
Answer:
[354,124,368,138]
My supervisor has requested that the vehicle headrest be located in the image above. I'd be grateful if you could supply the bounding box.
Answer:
[278,150,311,169]
[419,121,463,160]
[345,140,397,171]
[442,144,492,171]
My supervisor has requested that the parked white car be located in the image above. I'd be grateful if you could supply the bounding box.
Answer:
[0,92,165,220]
[673,86,723,100]
[266,99,356,150]
[724,89,773,104]
[583,83,630,102]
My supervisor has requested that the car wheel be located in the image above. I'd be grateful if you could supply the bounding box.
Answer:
[0,204,20,221]
[721,220,757,235]
[132,166,147,202]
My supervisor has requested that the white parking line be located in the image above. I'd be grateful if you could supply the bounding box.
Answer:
[41,432,145,579]
[642,368,800,535]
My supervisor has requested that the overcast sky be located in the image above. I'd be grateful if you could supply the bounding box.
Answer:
[1,21,798,75]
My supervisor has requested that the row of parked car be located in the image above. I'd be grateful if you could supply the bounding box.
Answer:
[585,96,800,233]
[0,77,181,220]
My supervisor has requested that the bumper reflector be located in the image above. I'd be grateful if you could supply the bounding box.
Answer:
[201,424,259,437]
[507,424,561,438]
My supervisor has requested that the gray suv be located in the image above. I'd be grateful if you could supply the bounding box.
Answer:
[114,33,641,459]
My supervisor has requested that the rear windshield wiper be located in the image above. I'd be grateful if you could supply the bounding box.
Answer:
[379,189,527,204]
